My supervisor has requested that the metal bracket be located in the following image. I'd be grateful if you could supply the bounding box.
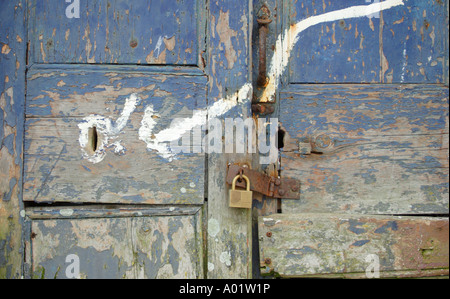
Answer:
[226,164,300,199]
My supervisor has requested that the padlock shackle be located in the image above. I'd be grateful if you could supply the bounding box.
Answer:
[232,174,251,191]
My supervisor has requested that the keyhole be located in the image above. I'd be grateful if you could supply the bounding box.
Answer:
[89,127,98,153]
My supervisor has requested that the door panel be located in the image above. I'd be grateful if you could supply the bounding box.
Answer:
[28,0,202,65]
[29,206,203,279]
[258,0,449,278]
[381,0,449,83]
[280,84,449,215]
[22,0,217,279]
[20,0,255,279]
[24,67,206,204]
[287,0,449,84]
[260,213,449,278]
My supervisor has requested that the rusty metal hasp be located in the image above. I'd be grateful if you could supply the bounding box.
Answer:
[226,164,300,199]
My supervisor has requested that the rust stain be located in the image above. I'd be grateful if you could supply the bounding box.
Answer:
[393,219,449,270]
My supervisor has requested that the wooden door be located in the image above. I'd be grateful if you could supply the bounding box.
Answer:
[14,0,252,278]
[258,0,449,278]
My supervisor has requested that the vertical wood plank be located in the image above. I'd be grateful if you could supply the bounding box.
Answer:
[0,0,26,278]
[206,0,253,278]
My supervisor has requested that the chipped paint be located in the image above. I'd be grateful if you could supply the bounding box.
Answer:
[29,1,199,65]
[139,83,252,160]
[78,93,139,163]
[216,10,238,69]
[260,0,405,102]
[281,84,449,215]
[1,0,26,279]
[30,212,204,278]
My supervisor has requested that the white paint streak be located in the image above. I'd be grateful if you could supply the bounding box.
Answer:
[60,208,74,217]
[401,42,407,82]
[260,0,405,102]
[78,94,139,163]
[154,36,164,56]
[139,83,252,160]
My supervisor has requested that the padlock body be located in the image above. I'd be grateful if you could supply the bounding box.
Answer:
[229,189,253,209]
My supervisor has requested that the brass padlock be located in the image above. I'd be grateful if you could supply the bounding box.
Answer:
[229,174,253,209]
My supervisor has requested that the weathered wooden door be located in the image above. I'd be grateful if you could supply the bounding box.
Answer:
[257,0,449,278]
[15,0,252,278]
[1,0,448,280]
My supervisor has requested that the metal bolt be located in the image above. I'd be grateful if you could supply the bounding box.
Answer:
[130,40,138,48]
[274,178,281,186]
[291,183,299,192]
[315,134,332,149]
[278,189,285,196]
[264,258,272,265]
[266,231,272,238]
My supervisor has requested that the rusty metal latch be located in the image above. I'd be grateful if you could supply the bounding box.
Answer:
[226,164,300,199]
[252,4,275,116]
[256,4,272,87]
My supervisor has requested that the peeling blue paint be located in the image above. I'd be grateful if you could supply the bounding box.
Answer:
[346,219,367,235]
[81,165,91,172]
[374,221,398,234]
[351,240,370,247]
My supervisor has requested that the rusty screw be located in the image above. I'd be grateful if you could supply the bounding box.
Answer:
[278,189,285,196]
[264,258,272,265]
[129,40,138,48]
[266,231,272,238]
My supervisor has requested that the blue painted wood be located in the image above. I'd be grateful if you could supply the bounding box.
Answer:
[0,0,26,278]
[30,210,203,278]
[26,66,207,118]
[288,0,381,83]
[24,67,207,204]
[206,0,253,278]
[285,0,449,84]
[28,0,202,65]
[280,84,449,215]
[381,0,449,83]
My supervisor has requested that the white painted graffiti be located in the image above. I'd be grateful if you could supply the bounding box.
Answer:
[78,0,404,164]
